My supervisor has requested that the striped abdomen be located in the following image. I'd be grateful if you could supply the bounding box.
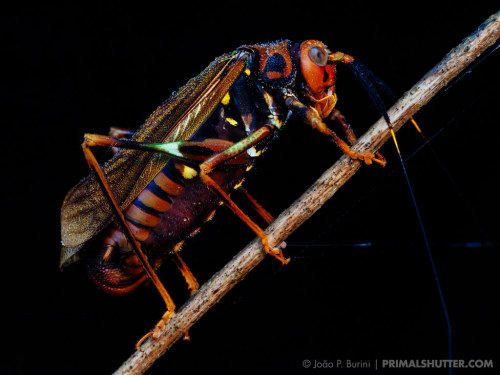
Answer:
[123,162,187,243]
[87,154,246,295]
[87,161,190,294]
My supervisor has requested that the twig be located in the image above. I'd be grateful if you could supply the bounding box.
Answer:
[114,11,500,375]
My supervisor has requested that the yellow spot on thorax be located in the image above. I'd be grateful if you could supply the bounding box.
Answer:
[247,147,262,157]
[226,117,238,126]
[233,179,244,190]
[173,241,185,252]
[175,163,198,179]
[222,92,230,105]
[188,227,202,238]
[206,209,217,222]
[244,68,251,76]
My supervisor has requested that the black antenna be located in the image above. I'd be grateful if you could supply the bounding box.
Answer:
[346,59,453,372]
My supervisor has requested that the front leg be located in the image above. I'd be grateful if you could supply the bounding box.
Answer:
[284,92,386,167]
[329,109,357,145]
[330,109,385,163]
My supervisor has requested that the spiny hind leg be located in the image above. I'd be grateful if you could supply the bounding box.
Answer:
[81,138,178,350]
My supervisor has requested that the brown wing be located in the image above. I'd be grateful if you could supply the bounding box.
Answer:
[60,50,250,268]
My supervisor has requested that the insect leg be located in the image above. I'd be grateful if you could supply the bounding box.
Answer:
[329,109,357,145]
[81,139,177,348]
[330,109,385,163]
[137,251,200,347]
[171,244,200,296]
[237,186,274,225]
[284,92,386,166]
[168,248,198,342]
[236,186,288,251]
[198,126,290,265]
[84,134,242,163]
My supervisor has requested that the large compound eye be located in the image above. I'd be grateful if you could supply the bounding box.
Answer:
[309,46,328,66]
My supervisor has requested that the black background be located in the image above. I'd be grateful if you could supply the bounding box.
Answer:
[3,2,500,374]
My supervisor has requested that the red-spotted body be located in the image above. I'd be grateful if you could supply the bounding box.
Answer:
[61,39,387,314]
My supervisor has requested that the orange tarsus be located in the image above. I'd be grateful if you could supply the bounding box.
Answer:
[311,117,386,167]
[136,310,175,350]
[136,333,151,350]
[330,109,386,165]
[173,252,200,295]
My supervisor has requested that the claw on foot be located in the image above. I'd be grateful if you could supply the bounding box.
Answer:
[262,238,290,265]
[135,311,175,350]
[349,150,386,167]
[188,282,200,296]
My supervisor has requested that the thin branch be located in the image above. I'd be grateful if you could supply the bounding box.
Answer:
[114,11,500,375]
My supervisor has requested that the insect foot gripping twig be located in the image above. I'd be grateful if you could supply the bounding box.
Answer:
[113,11,500,375]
